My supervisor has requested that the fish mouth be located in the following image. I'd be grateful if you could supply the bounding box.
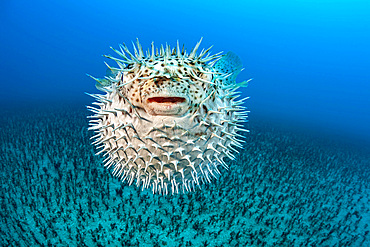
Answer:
[144,96,189,116]
[147,97,186,104]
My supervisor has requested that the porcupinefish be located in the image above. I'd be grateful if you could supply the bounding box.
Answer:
[87,38,250,195]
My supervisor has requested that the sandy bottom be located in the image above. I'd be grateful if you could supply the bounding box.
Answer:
[0,104,369,246]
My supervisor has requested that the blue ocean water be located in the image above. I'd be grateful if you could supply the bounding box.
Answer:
[1,0,370,246]
[1,0,370,143]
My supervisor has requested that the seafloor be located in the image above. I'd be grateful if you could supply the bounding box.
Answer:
[0,103,369,246]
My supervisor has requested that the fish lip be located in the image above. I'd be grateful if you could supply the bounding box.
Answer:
[144,95,190,116]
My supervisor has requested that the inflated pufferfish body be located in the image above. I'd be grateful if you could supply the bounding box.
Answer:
[87,39,249,195]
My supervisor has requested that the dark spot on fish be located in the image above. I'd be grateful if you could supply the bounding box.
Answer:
[203,106,210,115]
